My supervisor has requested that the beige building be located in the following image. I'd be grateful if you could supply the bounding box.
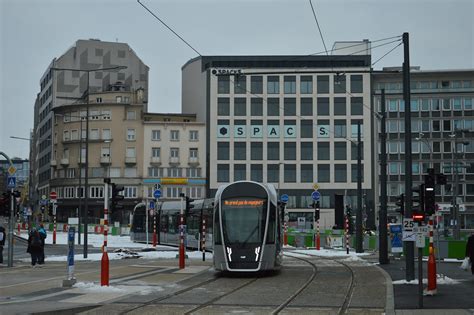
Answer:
[142,113,207,200]
[50,88,146,223]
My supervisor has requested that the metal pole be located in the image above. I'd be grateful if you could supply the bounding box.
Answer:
[418,247,423,308]
[145,200,149,245]
[8,188,14,267]
[379,89,389,264]
[452,134,460,240]
[84,71,90,258]
[356,121,363,253]
[179,196,185,269]
[78,117,82,245]
[101,179,109,286]
[403,32,415,281]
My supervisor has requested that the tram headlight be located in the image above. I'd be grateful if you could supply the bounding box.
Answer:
[254,246,261,261]
[226,247,232,262]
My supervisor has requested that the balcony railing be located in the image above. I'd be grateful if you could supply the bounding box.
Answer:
[125,157,137,164]
[100,156,111,164]
[188,157,199,165]
[150,157,161,164]
[169,157,180,165]
[60,158,69,165]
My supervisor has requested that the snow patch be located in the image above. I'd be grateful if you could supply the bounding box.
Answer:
[393,275,461,285]
[73,282,125,293]
[293,248,371,257]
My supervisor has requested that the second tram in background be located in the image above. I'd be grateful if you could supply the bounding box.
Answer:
[213,181,283,272]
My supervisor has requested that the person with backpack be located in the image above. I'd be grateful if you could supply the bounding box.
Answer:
[27,228,43,267]
[0,225,6,265]
[38,224,47,264]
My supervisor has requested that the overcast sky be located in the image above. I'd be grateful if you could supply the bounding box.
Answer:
[1,0,473,160]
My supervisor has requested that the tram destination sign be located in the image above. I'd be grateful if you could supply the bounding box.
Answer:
[224,200,264,207]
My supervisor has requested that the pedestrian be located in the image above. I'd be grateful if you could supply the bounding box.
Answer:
[0,225,6,265]
[27,228,43,267]
[38,223,47,264]
[466,232,474,275]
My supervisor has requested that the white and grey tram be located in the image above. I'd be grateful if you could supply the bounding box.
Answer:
[213,181,283,272]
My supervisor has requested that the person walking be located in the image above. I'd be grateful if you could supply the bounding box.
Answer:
[27,228,42,267]
[466,232,474,275]
[0,225,5,265]
[38,223,47,264]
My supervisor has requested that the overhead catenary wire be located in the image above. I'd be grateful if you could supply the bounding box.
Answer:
[137,0,202,56]
[309,0,329,56]
[371,42,403,67]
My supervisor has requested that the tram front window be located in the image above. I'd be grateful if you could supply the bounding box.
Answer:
[221,198,267,247]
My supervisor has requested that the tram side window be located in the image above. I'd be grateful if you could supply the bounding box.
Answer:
[266,204,276,244]
[214,205,222,245]
[160,214,168,233]
[133,213,145,232]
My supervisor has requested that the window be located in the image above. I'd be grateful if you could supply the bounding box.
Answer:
[351,75,363,93]
[152,147,160,158]
[432,99,441,111]
[317,97,329,115]
[63,130,70,141]
[126,147,136,159]
[234,75,246,94]
[66,168,75,179]
[284,98,296,116]
[189,148,198,158]
[443,99,451,110]
[189,130,198,141]
[284,76,296,94]
[217,164,229,182]
[218,98,230,115]
[317,142,329,160]
[334,97,346,115]
[251,164,263,182]
[251,142,263,160]
[351,142,364,160]
[335,164,347,182]
[317,76,329,93]
[388,100,398,112]
[300,98,313,116]
[168,167,182,177]
[126,110,136,120]
[317,164,330,182]
[250,76,263,94]
[300,120,313,138]
[170,130,179,141]
[411,119,420,133]
[234,98,246,116]
[389,162,399,174]
[186,167,201,178]
[453,98,462,111]
[267,142,279,160]
[284,142,296,160]
[267,98,280,116]
[267,76,280,94]
[432,120,441,132]
[443,120,451,132]
[351,97,363,115]
[410,100,419,112]
[90,186,104,198]
[251,98,263,116]
[334,74,346,94]
[421,99,430,111]
[300,164,313,183]
[148,167,164,177]
[301,142,313,160]
[335,120,347,138]
[267,164,279,182]
[218,76,230,94]
[166,187,183,198]
[351,164,364,182]
[127,129,136,141]
[234,164,246,181]
[102,129,111,140]
[124,187,137,198]
[90,129,99,140]
[217,142,229,160]
[388,120,398,133]
[234,142,246,160]
[464,98,473,110]
[152,130,161,141]
[116,96,123,103]
[334,142,347,160]
[170,148,179,158]
[351,120,363,138]
[284,164,296,182]
[300,76,313,94]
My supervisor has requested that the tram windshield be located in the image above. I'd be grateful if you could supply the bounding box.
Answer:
[221,197,267,246]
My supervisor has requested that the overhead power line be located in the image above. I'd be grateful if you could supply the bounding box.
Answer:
[137,0,202,56]
[309,0,329,56]
[371,42,403,66]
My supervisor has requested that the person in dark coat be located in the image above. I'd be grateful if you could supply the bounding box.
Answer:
[0,225,5,264]
[38,224,47,264]
[27,228,43,267]
[466,233,474,275]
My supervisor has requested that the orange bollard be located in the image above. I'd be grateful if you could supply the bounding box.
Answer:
[101,252,109,286]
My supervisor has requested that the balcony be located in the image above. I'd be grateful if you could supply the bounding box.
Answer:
[100,156,111,164]
[50,160,57,167]
[78,157,86,164]
[125,157,137,164]
[169,157,180,165]
[188,157,199,165]
[60,158,69,166]
[150,157,161,165]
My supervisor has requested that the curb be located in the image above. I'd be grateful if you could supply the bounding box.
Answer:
[376,264,395,315]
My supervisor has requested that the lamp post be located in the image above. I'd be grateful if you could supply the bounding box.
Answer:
[50,65,126,257]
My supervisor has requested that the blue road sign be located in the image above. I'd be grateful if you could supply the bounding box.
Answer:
[311,190,321,201]
[149,200,155,209]
[153,189,161,199]
[280,194,289,203]
[7,176,16,188]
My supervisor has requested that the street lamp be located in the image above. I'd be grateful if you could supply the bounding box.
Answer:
[50,65,126,257]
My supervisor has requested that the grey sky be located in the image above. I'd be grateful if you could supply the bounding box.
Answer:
[1,0,473,159]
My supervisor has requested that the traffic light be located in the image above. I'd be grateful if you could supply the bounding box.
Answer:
[40,205,45,213]
[110,183,125,213]
[436,173,447,185]
[345,205,354,234]
[424,169,436,216]
[313,201,320,221]
[185,196,195,215]
[412,184,425,222]
[1,192,11,217]
[396,193,405,215]
[48,204,53,216]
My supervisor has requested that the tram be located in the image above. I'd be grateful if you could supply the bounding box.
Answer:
[130,198,214,250]
[213,181,283,272]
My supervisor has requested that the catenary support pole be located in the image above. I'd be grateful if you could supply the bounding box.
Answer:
[379,89,389,264]
[356,121,363,253]
[101,180,109,286]
[403,32,415,281]
[8,188,14,267]
[418,247,423,308]
[84,71,90,259]
[179,196,185,269]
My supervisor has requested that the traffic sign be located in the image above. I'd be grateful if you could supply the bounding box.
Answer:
[7,176,16,188]
[312,183,319,190]
[149,200,155,209]
[8,165,17,175]
[153,189,161,199]
[280,194,289,203]
[41,195,47,200]
[402,218,415,241]
[50,191,57,200]
[154,183,162,190]
[311,190,321,201]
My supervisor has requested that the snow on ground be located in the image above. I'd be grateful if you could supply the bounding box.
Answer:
[72,281,165,295]
[293,248,371,257]
[393,275,461,285]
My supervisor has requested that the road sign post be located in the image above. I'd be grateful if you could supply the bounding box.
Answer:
[50,191,57,244]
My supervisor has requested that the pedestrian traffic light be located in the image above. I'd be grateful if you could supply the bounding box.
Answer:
[48,204,53,216]
[412,184,425,222]
[313,201,320,221]
[185,196,194,215]
[396,193,405,215]
[40,205,45,213]
[110,183,125,213]
[425,169,436,216]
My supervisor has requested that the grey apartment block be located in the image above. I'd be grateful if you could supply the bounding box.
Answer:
[182,55,376,229]
[373,68,474,229]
